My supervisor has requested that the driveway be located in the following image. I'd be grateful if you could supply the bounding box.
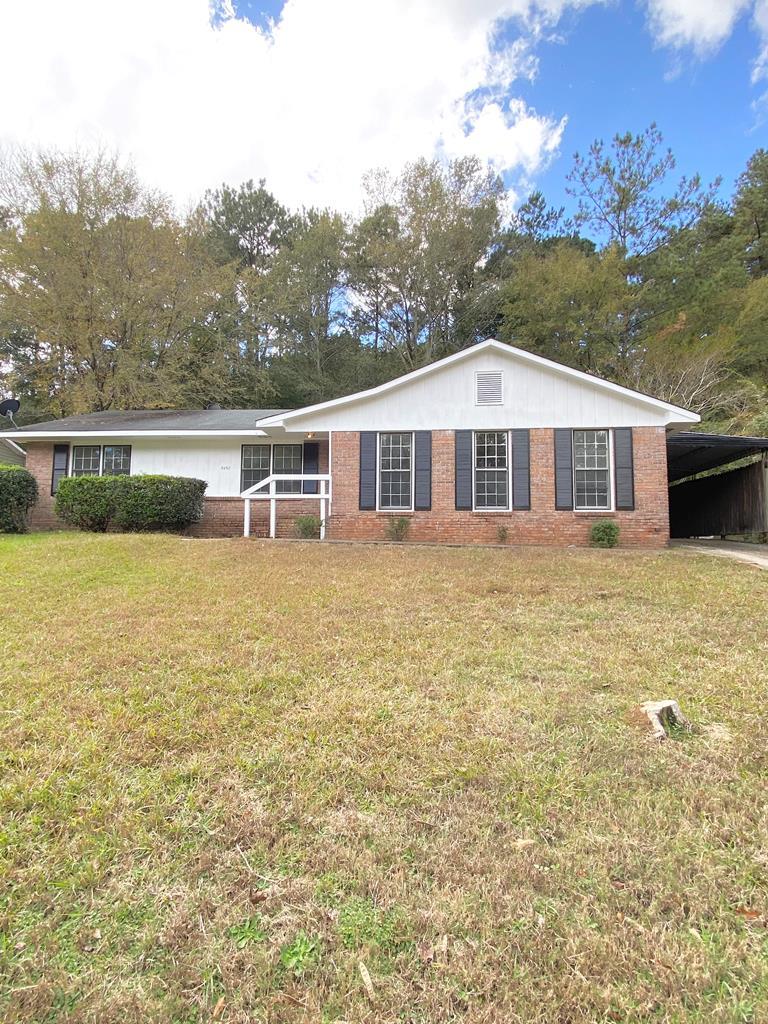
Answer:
[672,539,768,570]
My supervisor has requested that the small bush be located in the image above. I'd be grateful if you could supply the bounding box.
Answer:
[590,519,620,548]
[385,516,410,542]
[55,475,206,533]
[295,514,322,539]
[112,476,206,532]
[0,464,38,533]
[496,524,509,544]
[55,476,121,532]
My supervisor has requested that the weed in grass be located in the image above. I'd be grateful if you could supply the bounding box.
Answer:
[227,915,267,948]
[279,931,320,976]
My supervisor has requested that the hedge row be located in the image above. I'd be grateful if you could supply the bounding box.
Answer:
[0,464,39,533]
[55,475,207,533]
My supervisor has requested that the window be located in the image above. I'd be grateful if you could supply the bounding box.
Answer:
[241,444,271,491]
[474,431,509,509]
[379,432,412,510]
[103,445,131,475]
[573,429,611,510]
[475,370,504,405]
[72,445,101,477]
[273,444,303,494]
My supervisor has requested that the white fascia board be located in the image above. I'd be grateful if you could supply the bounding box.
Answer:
[258,339,700,427]
[10,429,273,439]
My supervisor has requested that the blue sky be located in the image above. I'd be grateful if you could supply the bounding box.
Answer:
[1,0,766,216]
[233,0,766,216]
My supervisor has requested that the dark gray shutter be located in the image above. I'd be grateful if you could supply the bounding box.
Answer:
[455,430,473,510]
[302,441,319,494]
[51,444,69,495]
[511,429,530,510]
[359,432,377,510]
[554,429,574,510]
[414,431,432,510]
[614,428,635,510]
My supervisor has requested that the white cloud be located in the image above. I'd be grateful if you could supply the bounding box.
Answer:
[644,0,751,55]
[0,0,597,213]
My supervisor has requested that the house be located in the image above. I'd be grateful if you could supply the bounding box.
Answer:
[0,436,26,467]
[6,339,701,546]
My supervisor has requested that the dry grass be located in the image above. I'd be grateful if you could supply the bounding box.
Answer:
[0,532,767,1024]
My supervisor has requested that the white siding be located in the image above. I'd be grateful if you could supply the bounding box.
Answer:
[64,434,309,497]
[277,348,688,431]
[0,439,26,467]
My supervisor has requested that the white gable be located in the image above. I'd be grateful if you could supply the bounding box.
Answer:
[261,341,699,432]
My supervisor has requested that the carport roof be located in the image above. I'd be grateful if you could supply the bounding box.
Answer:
[667,431,768,482]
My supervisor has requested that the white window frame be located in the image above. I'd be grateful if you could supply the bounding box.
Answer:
[70,444,102,477]
[376,431,415,512]
[472,430,511,512]
[572,428,615,512]
[102,444,132,476]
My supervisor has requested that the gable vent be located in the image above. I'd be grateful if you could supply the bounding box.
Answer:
[475,370,504,405]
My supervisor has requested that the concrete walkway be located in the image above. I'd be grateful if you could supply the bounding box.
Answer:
[672,539,768,570]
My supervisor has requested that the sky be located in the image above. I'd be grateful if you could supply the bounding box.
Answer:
[0,0,766,218]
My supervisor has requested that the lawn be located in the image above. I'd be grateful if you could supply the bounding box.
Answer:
[1,533,766,1024]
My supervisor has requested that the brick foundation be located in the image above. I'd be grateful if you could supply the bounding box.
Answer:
[327,428,670,548]
[23,430,670,546]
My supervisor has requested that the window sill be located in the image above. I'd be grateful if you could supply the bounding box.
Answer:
[573,509,617,516]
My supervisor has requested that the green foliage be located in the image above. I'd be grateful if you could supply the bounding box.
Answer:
[589,520,620,548]
[227,915,267,949]
[295,514,322,539]
[55,476,120,532]
[496,524,509,544]
[384,516,410,542]
[3,136,768,432]
[55,475,206,533]
[111,476,206,533]
[0,464,38,533]
[279,932,319,976]
[336,897,399,952]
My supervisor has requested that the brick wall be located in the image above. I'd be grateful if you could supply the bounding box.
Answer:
[327,428,670,547]
[25,442,62,531]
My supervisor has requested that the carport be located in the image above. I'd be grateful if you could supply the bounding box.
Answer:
[667,432,768,539]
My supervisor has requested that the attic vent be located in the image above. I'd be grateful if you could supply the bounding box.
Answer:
[475,370,504,406]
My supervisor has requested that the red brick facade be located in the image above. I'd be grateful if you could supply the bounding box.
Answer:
[23,429,670,546]
[327,428,670,548]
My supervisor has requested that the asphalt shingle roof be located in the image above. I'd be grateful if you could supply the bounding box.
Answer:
[4,409,289,434]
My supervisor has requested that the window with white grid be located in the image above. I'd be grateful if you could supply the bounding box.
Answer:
[474,431,509,509]
[573,429,611,510]
[241,445,271,491]
[102,445,131,476]
[273,444,303,494]
[379,432,412,510]
[71,445,101,477]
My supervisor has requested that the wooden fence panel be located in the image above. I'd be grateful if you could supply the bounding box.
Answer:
[669,458,767,538]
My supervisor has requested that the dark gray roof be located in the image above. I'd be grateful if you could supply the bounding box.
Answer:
[5,408,289,435]
[667,431,768,482]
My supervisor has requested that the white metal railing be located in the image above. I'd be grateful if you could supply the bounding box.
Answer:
[241,474,332,539]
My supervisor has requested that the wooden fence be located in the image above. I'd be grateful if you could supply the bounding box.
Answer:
[669,457,768,539]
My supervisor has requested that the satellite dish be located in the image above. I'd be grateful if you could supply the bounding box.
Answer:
[0,399,20,427]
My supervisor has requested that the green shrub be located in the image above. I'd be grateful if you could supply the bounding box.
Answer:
[0,464,38,533]
[385,516,410,542]
[112,475,206,532]
[55,476,121,532]
[295,514,322,539]
[55,475,206,533]
[589,519,620,548]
